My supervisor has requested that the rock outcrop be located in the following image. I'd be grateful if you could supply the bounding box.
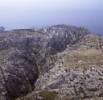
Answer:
[1,24,103,100]
[34,33,103,100]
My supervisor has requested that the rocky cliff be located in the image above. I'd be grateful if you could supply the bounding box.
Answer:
[0,25,103,100]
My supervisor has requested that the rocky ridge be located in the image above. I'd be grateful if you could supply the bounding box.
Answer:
[0,25,103,100]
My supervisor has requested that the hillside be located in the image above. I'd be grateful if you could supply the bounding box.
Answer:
[0,25,103,100]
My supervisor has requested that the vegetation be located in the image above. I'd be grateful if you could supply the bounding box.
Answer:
[64,48,103,67]
[16,90,58,100]
[39,91,58,100]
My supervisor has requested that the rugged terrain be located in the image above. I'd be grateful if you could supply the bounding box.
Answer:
[0,25,103,100]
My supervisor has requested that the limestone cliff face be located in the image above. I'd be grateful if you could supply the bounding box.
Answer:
[0,25,102,100]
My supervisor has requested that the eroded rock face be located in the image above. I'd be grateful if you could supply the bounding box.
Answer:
[35,47,103,100]
[46,25,89,54]
[0,32,47,99]
[0,25,89,100]
[0,37,40,100]
[35,34,103,100]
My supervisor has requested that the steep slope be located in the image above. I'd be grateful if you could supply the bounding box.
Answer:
[0,25,89,100]
[17,34,103,100]
[34,34,103,100]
